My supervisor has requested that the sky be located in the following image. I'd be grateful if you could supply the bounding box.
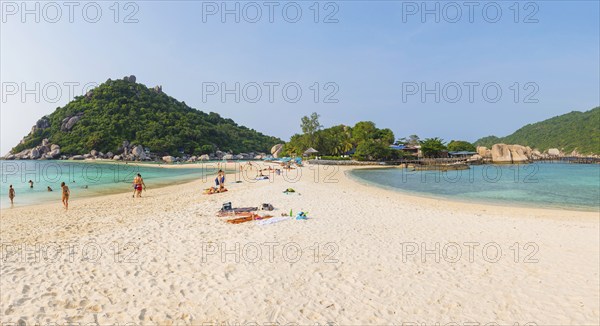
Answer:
[1,0,599,154]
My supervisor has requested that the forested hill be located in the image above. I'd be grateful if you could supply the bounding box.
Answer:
[12,77,282,156]
[475,107,600,154]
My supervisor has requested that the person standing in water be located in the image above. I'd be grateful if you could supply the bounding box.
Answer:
[28,180,34,188]
[132,173,146,198]
[61,182,70,210]
[8,185,15,205]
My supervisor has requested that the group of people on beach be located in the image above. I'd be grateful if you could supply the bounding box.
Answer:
[8,181,70,209]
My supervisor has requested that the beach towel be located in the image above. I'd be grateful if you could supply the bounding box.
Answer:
[226,214,273,224]
[217,207,259,217]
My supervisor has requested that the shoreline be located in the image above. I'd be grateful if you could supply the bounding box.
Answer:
[1,163,598,324]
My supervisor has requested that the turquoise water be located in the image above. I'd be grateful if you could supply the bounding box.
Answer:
[0,161,228,208]
[349,163,600,211]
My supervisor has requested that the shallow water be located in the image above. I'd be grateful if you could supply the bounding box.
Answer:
[348,163,600,211]
[0,161,229,208]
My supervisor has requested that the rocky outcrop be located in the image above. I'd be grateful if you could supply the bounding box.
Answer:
[70,155,85,160]
[123,75,136,83]
[223,154,234,160]
[30,117,51,134]
[491,144,532,163]
[548,148,560,156]
[271,144,284,158]
[199,154,210,161]
[153,85,162,93]
[60,112,83,131]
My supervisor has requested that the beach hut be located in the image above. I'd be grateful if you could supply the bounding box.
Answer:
[303,148,318,156]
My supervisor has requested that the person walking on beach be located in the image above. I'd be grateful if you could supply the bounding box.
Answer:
[133,173,146,198]
[61,182,70,210]
[8,185,15,205]
[28,180,33,188]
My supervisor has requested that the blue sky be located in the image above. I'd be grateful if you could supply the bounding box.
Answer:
[1,1,599,154]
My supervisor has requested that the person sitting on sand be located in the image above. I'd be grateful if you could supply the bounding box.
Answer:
[215,170,225,191]
[132,173,146,198]
[61,182,70,210]
[8,185,15,205]
[47,186,53,192]
[28,180,33,188]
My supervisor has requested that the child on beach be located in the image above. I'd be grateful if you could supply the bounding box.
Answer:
[8,185,15,205]
[61,182,70,210]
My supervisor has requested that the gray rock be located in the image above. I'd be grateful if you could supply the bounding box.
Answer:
[129,75,136,83]
[50,144,60,151]
[223,154,234,160]
[131,145,146,160]
[60,113,83,131]
[90,150,98,157]
[215,151,225,159]
[153,85,162,93]
[41,138,49,146]
[113,155,121,160]
[234,154,244,160]
[5,154,16,160]
[30,148,41,159]
[254,155,263,160]
[47,148,61,158]
[70,155,85,160]
[199,154,210,161]
[83,154,92,159]
[271,144,284,158]
[98,152,104,158]
[162,156,176,163]
[106,152,114,159]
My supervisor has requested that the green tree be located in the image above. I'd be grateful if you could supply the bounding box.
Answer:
[447,140,476,152]
[300,112,322,147]
[420,137,447,157]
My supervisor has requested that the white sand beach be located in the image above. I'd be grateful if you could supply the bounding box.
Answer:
[1,163,598,325]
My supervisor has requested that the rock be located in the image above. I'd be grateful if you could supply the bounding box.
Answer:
[70,155,85,160]
[83,154,92,159]
[4,154,15,160]
[548,148,560,156]
[508,145,529,163]
[129,75,136,83]
[468,154,482,161]
[223,154,234,160]
[31,117,51,134]
[188,156,197,162]
[51,144,60,151]
[491,144,512,163]
[234,154,244,160]
[30,148,41,159]
[254,155,263,160]
[215,151,225,159]
[199,154,210,161]
[47,148,61,158]
[476,146,491,158]
[162,156,175,163]
[131,145,146,160]
[271,144,284,158]
[90,150,98,157]
[531,149,542,158]
[41,138,49,146]
[153,85,162,93]
[113,155,121,160]
[60,113,83,131]
[106,152,114,159]
[98,152,104,158]
[571,150,580,157]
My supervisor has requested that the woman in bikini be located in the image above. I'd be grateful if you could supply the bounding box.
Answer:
[8,185,15,205]
[61,182,70,210]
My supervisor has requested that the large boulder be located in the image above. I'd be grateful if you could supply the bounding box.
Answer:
[106,152,114,159]
[271,144,284,158]
[47,148,61,158]
[199,154,210,161]
[162,156,176,163]
[30,148,41,159]
[90,150,99,157]
[132,145,146,160]
[51,144,60,151]
[508,145,530,163]
[41,138,50,146]
[548,148,560,156]
[223,154,234,160]
[491,144,512,163]
[113,155,121,160]
[60,113,83,131]
[70,155,85,160]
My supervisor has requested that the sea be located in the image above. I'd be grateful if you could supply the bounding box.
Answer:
[0,160,228,208]
[348,163,600,211]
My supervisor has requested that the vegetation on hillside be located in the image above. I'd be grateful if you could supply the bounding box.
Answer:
[12,78,282,156]
[474,107,600,154]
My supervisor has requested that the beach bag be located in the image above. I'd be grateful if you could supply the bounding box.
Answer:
[222,202,232,211]
[261,203,274,211]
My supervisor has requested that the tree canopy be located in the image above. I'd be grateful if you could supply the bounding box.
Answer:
[12,78,282,156]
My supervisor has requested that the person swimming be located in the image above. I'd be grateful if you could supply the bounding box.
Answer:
[47,186,53,192]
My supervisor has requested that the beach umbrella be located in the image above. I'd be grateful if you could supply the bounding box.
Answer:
[304,148,318,155]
